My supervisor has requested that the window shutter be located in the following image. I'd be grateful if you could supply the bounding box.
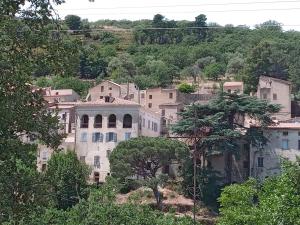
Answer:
[92,133,96,142]
[100,133,104,142]
[113,133,117,142]
[106,133,109,142]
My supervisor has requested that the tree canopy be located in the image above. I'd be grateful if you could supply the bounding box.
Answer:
[109,137,189,208]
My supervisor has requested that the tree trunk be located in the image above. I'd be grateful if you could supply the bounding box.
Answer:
[152,186,163,210]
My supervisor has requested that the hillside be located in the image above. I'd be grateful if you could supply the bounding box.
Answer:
[36,15,300,97]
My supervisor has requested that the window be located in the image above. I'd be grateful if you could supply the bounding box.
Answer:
[106,150,111,158]
[298,140,300,150]
[100,86,104,92]
[125,132,131,140]
[162,118,166,126]
[151,122,154,130]
[161,109,165,116]
[92,132,103,142]
[283,131,289,136]
[105,96,110,102]
[123,114,132,128]
[106,132,117,142]
[42,151,48,161]
[148,103,152,108]
[94,156,100,168]
[41,164,47,172]
[109,87,112,90]
[149,95,152,99]
[80,115,89,128]
[94,115,102,128]
[148,120,151,129]
[227,89,232,93]
[153,123,158,132]
[262,93,267,99]
[257,157,264,167]
[142,118,145,127]
[273,93,277,100]
[298,131,300,136]
[169,92,173,99]
[80,132,88,142]
[141,93,145,98]
[130,94,134,99]
[94,172,100,183]
[108,114,116,128]
[282,139,289,150]
[100,96,103,99]
[79,156,86,163]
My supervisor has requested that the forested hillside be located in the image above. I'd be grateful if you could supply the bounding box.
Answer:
[36,14,300,96]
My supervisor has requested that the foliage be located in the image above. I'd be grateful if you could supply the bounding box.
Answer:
[178,83,196,93]
[109,137,189,208]
[204,63,226,80]
[45,151,90,209]
[65,15,82,30]
[181,159,223,210]
[172,91,280,183]
[0,0,67,223]
[11,183,201,225]
[35,76,92,97]
[218,160,300,225]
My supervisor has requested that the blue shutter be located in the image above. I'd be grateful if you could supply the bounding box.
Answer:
[100,133,104,142]
[106,133,109,142]
[113,133,117,142]
[92,133,96,142]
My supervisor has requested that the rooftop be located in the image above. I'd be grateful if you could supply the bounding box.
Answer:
[76,97,139,107]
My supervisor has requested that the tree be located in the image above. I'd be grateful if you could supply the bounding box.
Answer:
[17,182,200,225]
[107,53,136,83]
[172,91,280,184]
[178,83,196,93]
[194,14,208,41]
[65,15,82,30]
[144,60,173,87]
[45,151,90,209]
[218,160,300,225]
[204,63,225,80]
[0,0,72,222]
[109,137,189,209]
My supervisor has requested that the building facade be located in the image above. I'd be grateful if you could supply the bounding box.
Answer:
[75,96,140,183]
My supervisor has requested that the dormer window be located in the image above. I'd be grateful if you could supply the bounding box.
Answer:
[55,92,59,95]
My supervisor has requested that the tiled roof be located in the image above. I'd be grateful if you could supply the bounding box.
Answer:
[260,76,291,85]
[223,81,243,87]
[268,122,300,129]
[76,97,139,107]
[46,89,75,96]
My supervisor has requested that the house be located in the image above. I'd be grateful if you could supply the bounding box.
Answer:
[139,107,162,137]
[256,76,291,121]
[74,96,140,183]
[87,80,141,103]
[43,88,80,103]
[250,122,300,180]
[223,81,244,93]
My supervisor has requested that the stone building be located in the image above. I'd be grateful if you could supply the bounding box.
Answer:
[74,96,140,183]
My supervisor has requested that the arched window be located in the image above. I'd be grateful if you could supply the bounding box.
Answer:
[108,114,116,128]
[123,114,132,128]
[94,115,102,128]
[80,115,89,128]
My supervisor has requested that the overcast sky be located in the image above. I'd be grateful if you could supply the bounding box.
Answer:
[54,0,300,30]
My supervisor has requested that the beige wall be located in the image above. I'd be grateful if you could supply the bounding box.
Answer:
[257,76,291,121]
[145,88,178,113]
[139,108,161,137]
[250,128,300,180]
[89,81,121,101]
[75,105,139,182]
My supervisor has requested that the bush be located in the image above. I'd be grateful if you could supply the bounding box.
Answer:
[178,83,196,93]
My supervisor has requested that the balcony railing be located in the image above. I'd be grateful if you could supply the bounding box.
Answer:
[80,123,88,128]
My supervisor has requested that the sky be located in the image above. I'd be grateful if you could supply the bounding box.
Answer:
[54,0,300,30]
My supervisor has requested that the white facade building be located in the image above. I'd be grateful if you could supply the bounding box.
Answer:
[75,96,140,183]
